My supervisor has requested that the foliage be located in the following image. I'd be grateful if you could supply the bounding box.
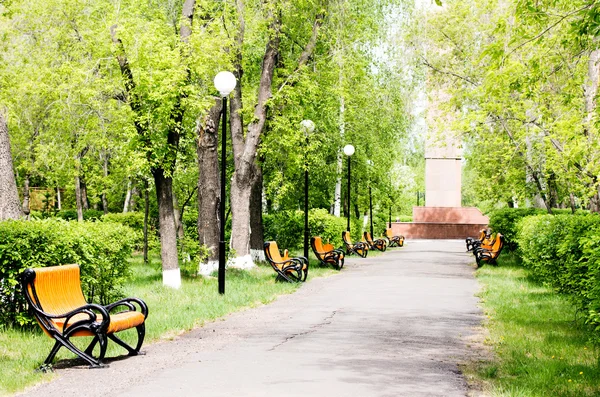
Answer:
[488,208,547,251]
[51,209,106,221]
[411,0,600,211]
[102,211,159,252]
[516,213,600,344]
[263,208,356,251]
[0,219,135,327]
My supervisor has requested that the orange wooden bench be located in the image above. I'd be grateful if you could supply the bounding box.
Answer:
[474,233,504,268]
[21,264,148,369]
[363,232,387,252]
[342,231,368,258]
[384,228,404,247]
[310,236,344,269]
[263,241,308,282]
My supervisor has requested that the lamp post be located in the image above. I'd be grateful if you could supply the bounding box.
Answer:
[367,159,374,237]
[344,144,355,231]
[214,71,237,295]
[301,119,315,261]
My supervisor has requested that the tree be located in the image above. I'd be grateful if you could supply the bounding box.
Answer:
[0,112,23,220]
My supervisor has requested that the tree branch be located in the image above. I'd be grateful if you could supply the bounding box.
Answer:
[421,57,478,86]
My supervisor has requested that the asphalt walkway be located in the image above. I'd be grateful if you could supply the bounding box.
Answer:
[19,239,482,397]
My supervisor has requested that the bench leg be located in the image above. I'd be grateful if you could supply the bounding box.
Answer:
[107,324,146,356]
[45,334,104,368]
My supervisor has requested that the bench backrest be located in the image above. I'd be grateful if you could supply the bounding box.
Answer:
[490,233,504,257]
[342,231,353,245]
[363,232,375,244]
[264,241,289,263]
[385,229,393,239]
[477,229,486,241]
[311,236,324,254]
[24,264,88,316]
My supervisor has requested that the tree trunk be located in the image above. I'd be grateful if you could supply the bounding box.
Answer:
[196,100,222,275]
[249,163,265,262]
[229,6,280,268]
[153,167,181,287]
[81,175,89,210]
[0,113,23,220]
[230,171,256,268]
[123,179,132,213]
[143,178,150,264]
[173,193,184,240]
[56,186,62,210]
[130,185,138,212]
[74,162,84,222]
[333,93,345,217]
[584,48,600,212]
[22,174,30,218]
[101,151,109,214]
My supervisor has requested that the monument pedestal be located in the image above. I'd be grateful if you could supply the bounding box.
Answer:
[391,207,488,239]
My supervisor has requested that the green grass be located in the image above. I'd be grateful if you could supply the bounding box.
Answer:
[0,253,337,395]
[465,251,600,396]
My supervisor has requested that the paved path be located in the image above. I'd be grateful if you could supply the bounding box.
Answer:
[18,240,482,397]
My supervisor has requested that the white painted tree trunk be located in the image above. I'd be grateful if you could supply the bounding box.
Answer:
[0,113,23,220]
[333,94,345,217]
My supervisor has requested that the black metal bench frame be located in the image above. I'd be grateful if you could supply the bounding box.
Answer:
[21,266,148,369]
[310,236,345,270]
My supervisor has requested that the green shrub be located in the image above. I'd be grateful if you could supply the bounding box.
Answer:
[308,209,347,248]
[0,219,135,327]
[515,213,600,344]
[488,208,547,251]
[264,209,359,250]
[101,212,160,252]
[395,215,413,222]
[51,209,106,221]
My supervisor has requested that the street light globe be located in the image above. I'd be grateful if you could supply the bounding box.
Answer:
[300,119,315,135]
[214,71,237,97]
[343,144,355,156]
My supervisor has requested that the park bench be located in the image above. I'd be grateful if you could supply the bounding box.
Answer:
[21,264,148,369]
[263,241,308,282]
[474,233,504,268]
[342,231,369,258]
[466,228,491,252]
[384,228,404,247]
[310,236,345,269]
[363,231,387,252]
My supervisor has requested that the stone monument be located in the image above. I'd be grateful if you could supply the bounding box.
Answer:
[391,96,488,239]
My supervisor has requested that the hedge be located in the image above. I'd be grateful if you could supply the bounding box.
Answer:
[488,208,547,251]
[0,219,135,327]
[488,207,587,251]
[264,208,366,251]
[516,213,600,343]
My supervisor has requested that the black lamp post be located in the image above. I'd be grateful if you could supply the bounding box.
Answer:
[301,119,315,261]
[214,71,237,295]
[344,144,355,231]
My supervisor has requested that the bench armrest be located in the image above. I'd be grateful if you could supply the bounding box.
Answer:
[106,297,149,318]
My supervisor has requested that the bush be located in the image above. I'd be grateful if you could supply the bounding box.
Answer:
[515,213,600,344]
[101,212,160,253]
[264,209,358,250]
[51,209,106,221]
[488,208,547,251]
[0,219,135,327]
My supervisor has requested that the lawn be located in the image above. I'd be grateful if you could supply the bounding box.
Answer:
[466,252,600,396]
